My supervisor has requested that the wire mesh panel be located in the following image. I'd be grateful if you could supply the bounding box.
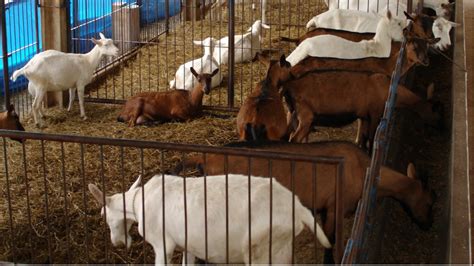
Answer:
[0,0,40,117]
[0,130,345,263]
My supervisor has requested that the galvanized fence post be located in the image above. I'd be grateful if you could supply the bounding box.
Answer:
[227,0,235,108]
[1,0,10,109]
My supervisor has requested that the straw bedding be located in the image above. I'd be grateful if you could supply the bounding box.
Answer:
[0,0,360,263]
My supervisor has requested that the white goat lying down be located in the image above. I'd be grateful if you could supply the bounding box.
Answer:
[213,20,270,65]
[324,0,451,18]
[169,37,222,90]
[286,11,403,66]
[306,9,406,36]
[89,174,331,264]
[307,8,458,51]
[11,33,118,127]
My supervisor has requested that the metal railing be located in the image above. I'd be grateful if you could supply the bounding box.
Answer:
[0,129,345,263]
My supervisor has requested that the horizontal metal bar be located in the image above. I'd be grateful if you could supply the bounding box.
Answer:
[0,129,344,164]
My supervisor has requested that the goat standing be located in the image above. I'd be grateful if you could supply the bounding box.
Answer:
[11,33,118,127]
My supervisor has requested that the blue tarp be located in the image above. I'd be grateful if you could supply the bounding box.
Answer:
[1,0,181,93]
[0,0,40,93]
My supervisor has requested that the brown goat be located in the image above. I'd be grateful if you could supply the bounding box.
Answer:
[282,70,442,149]
[117,68,219,126]
[236,54,291,141]
[0,104,25,143]
[171,141,434,262]
[280,12,435,46]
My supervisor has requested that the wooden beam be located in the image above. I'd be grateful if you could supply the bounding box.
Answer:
[39,0,68,108]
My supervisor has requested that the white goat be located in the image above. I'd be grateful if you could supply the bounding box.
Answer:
[324,0,451,18]
[11,33,118,127]
[169,37,222,90]
[89,174,331,264]
[286,11,403,66]
[306,9,406,38]
[213,20,270,65]
[431,16,459,51]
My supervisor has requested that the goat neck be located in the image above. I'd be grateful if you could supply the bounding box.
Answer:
[371,19,392,57]
[189,81,205,108]
[85,45,104,70]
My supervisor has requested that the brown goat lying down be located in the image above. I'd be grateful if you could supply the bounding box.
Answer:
[0,104,25,142]
[236,55,291,141]
[117,68,219,126]
[171,141,434,262]
[282,70,442,148]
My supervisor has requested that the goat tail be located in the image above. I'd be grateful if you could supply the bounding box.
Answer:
[279,36,300,44]
[299,204,332,248]
[11,68,25,82]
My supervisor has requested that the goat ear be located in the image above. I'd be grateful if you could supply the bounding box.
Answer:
[429,37,441,44]
[7,104,14,113]
[386,10,392,20]
[449,21,460,27]
[211,68,219,77]
[129,175,142,191]
[91,38,102,47]
[280,54,291,68]
[88,184,108,206]
[193,40,203,46]
[407,163,417,179]
[404,11,414,20]
[427,83,435,100]
[261,23,270,29]
[99,32,106,40]
[255,53,270,67]
[190,67,199,78]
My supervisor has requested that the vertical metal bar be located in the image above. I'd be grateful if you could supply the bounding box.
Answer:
[182,153,188,264]
[99,145,108,262]
[227,0,235,108]
[407,0,413,14]
[247,157,252,265]
[291,160,295,264]
[80,143,90,263]
[165,0,170,34]
[60,142,70,263]
[140,148,146,261]
[40,140,53,262]
[1,0,11,108]
[268,159,273,264]
[21,141,34,262]
[335,162,345,263]
[161,151,167,263]
[224,154,229,263]
[120,147,129,259]
[2,138,16,262]
[312,163,317,260]
[203,153,208,262]
[65,0,71,52]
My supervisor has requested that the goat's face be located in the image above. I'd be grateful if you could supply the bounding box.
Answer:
[261,54,292,88]
[405,13,434,40]
[89,176,143,249]
[101,194,134,249]
[432,17,458,51]
[406,36,440,67]
[0,104,25,142]
[190,67,219,95]
[436,2,454,20]
[92,32,119,57]
[383,11,405,42]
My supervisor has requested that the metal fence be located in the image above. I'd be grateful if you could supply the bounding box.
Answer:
[0,130,345,263]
